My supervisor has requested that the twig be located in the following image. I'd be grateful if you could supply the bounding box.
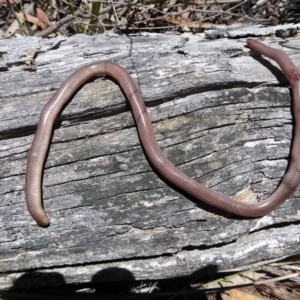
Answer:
[133,8,266,25]
[34,15,74,37]
[255,273,299,285]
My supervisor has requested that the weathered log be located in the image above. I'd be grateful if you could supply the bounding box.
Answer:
[1,31,300,289]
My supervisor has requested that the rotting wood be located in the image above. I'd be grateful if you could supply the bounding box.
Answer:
[0,32,300,290]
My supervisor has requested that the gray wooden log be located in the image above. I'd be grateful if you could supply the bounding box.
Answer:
[1,31,300,290]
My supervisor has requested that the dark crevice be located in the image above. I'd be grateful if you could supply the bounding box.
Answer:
[249,220,300,235]
[182,239,237,252]
[0,80,288,140]
[0,235,239,275]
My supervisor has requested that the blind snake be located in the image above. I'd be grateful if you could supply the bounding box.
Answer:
[25,39,300,226]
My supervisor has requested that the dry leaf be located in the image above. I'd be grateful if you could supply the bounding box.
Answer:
[257,282,300,300]
[222,289,267,300]
[5,19,20,36]
[181,5,195,24]
[16,12,47,29]
[190,22,213,29]
[193,271,266,290]
[164,16,181,25]
[36,7,51,26]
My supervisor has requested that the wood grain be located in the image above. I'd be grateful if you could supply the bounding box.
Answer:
[1,33,300,289]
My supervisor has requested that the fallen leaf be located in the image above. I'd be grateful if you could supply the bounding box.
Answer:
[36,7,51,26]
[181,5,195,24]
[16,12,47,29]
[222,289,267,300]
[164,16,181,25]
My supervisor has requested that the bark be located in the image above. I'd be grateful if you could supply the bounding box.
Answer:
[0,30,300,289]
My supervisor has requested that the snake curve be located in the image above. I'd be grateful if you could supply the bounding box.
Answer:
[25,39,300,226]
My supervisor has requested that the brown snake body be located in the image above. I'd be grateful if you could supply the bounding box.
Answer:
[25,39,300,226]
